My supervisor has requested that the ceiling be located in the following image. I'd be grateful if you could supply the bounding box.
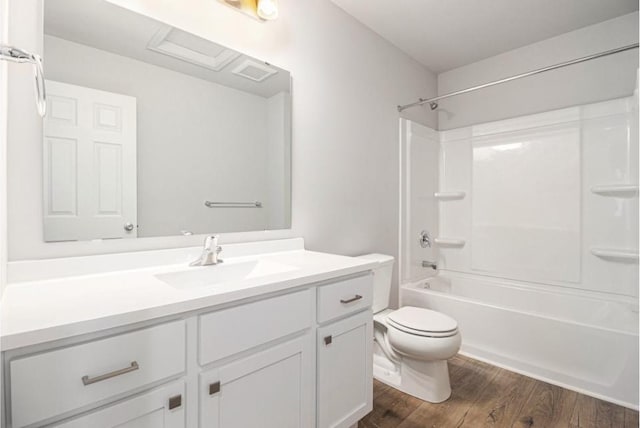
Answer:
[330,0,639,73]
[44,0,290,98]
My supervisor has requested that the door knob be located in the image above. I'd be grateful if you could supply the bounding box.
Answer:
[124,223,135,232]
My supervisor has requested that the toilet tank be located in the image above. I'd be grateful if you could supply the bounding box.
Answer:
[357,254,395,313]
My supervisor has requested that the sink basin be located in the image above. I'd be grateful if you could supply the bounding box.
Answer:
[156,259,299,289]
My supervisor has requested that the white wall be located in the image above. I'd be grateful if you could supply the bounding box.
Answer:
[6,0,436,306]
[45,35,289,237]
[266,91,292,230]
[437,12,639,130]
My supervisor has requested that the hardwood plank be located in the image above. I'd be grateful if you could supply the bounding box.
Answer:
[625,407,639,428]
[358,380,392,427]
[387,357,472,428]
[594,399,626,428]
[396,356,501,428]
[373,379,391,400]
[514,380,578,428]
[570,394,632,428]
[456,367,537,427]
[361,355,637,428]
[570,395,597,427]
[359,379,424,428]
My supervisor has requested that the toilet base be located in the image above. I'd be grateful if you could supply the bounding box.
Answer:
[373,345,453,403]
[400,358,452,403]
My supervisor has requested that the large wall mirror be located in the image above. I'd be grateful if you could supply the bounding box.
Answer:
[42,0,291,242]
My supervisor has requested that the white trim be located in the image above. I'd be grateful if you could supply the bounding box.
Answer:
[397,118,405,296]
[0,0,9,295]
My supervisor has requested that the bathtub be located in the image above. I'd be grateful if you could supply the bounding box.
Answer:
[401,272,639,409]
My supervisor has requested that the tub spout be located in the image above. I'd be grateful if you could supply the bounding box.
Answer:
[422,260,437,270]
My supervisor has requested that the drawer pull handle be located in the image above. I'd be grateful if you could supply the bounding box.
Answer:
[82,361,139,386]
[340,295,363,304]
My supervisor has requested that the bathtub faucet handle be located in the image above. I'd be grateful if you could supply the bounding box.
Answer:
[422,260,437,270]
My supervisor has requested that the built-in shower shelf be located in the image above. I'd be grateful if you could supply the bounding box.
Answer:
[434,238,466,247]
[434,191,466,201]
[591,248,639,263]
[591,184,638,197]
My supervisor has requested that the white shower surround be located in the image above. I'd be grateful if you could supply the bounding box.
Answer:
[399,96,639,408]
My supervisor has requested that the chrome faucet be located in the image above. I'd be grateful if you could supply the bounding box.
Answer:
[190,235,223,266]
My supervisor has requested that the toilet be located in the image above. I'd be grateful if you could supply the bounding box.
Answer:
[358,254,461,403]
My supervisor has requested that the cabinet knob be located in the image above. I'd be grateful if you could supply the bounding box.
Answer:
[124,222,135,232]
[324,335,332,345]
[209,381,221,395]
[168,394,182,410]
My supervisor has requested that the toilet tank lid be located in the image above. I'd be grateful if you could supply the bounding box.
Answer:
[356,253,395,266]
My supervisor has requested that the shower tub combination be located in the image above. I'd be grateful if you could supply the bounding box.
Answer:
[401,273,638,408]
[398,96,639,409]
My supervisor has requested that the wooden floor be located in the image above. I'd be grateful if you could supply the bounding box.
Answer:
[359,355,639,428]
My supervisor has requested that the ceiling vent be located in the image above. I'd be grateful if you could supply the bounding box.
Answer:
[231,59,278,82]
[147,25,240,71]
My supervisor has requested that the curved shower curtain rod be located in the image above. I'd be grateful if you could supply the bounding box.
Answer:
[397,43,640,113]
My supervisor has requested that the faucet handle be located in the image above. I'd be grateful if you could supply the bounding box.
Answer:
[203,234,219,249]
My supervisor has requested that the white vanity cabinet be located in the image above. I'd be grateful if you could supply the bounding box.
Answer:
[198,290,314,428]
[8,321,187,428]
[200,336,313,428]
[51,381,186,428]
[2,271,374,428]
[316,276,374,428]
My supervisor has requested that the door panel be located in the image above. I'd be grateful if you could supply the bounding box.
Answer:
[201,335,313,428]
[52,381,185,428]
[44,80,137,242]
[317,311,373,428]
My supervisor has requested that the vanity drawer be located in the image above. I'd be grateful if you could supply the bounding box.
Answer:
[199,289,312,365]
[10,320,186,428]
[317,274,373,324]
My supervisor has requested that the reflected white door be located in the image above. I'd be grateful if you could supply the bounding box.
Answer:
[43,80,137,241]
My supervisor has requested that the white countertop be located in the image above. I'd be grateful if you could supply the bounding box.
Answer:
[1,245,378,351]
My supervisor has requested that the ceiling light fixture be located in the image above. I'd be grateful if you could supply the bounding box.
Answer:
[256,0,278,20]
[219,0,279,21]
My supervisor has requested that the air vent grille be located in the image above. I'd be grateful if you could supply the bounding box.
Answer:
[147,26,240,71]
[232,59,278,82]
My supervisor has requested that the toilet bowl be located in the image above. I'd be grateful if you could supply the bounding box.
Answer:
[358,254,461,403]
[386,307,461,361]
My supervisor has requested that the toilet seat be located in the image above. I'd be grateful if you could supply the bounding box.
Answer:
[387,306,458,338]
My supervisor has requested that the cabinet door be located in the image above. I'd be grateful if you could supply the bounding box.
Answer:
[200,335,313,428]
[317,310,373,428]
[52,381,185,428]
